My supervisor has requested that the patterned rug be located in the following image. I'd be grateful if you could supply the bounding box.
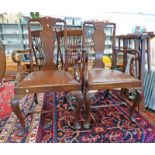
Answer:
[41,91,155,143]
[0,93,44,143]
[1,90,155,143]
[0,81,14,134]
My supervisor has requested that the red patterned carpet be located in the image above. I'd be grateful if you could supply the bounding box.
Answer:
[0,82,155,143]
[0,81,14,134]
[40,92,155,143]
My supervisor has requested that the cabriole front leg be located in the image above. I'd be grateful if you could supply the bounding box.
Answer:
[130,89,144,123]
[11,96,25,136]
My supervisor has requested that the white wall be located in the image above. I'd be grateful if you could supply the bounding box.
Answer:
[102,12,155,66]
[1,0,155,16]
[108,13,155,65]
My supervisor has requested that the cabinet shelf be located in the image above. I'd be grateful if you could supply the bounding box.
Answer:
[1,23,20,25]
[2,42,22,45]
[1,33,23,35]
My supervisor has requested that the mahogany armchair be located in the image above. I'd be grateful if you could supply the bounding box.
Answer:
[0,41,6,85]
[11,17,84,136]
[82,21,144,129]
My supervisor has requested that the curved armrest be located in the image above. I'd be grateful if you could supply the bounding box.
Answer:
[12,49,31,63]
[75,49,89,83]
[114,48,140,78]
[64,48,88,84]
[12,49,31,85]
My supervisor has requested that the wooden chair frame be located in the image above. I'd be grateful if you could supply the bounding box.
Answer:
[11,17,85,136]
[82,21,144,129]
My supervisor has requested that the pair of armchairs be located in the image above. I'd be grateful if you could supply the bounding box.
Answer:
[11,17,143,136]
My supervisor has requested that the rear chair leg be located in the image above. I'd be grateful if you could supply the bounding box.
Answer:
[120,88,128,98]
[64,91,68,104]
[104,89,110,99]
[74,92,84,130]
[34,93,38,104]
[130,89,144,123]
[65,91,83,130]
[11,97,25,136]
[83,89,91,129]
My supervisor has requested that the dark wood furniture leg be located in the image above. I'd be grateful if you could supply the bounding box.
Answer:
[11,96,25,136]
[64,91,84,129]
[34,93,38,104]
[130,89,144,123]
[104,89,110,99]
[83,89,91,129]
[74,92,84,129]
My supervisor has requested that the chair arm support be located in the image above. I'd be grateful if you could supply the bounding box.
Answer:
[114,48,140,78]
[12,49,31,85]
[64,48,81,81]
[81,49,88,82]
[74,51,81,82]
[115,48,140,56]
[73,49,89,83]
[73,63,80,82]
